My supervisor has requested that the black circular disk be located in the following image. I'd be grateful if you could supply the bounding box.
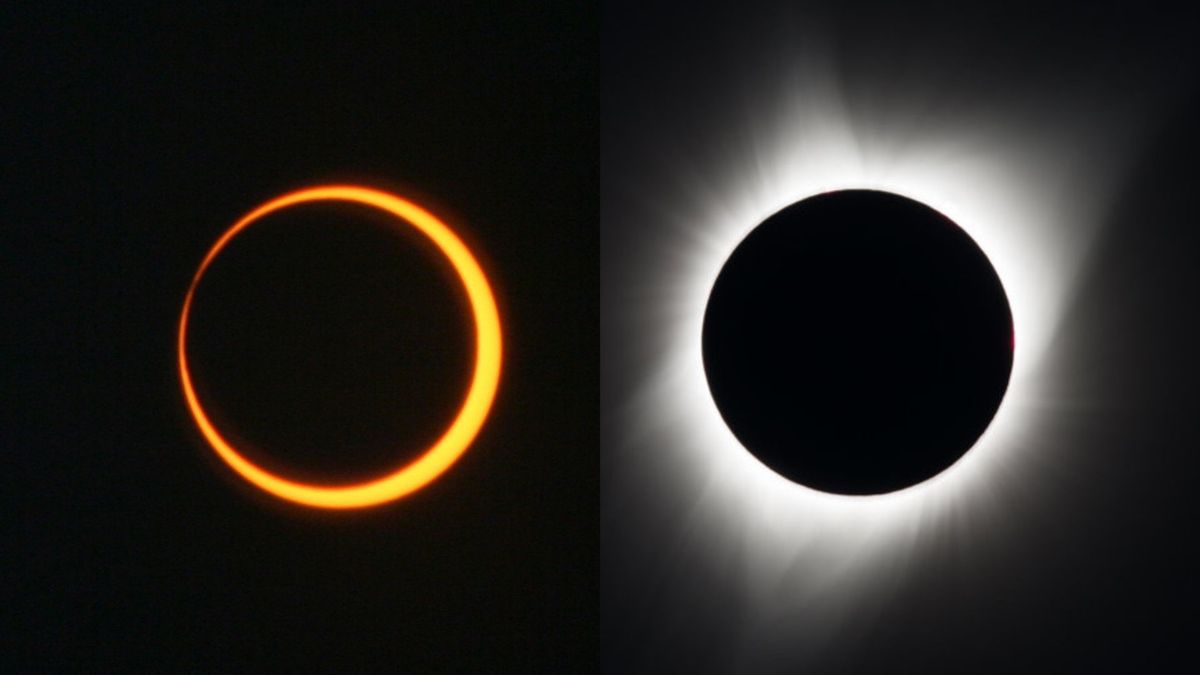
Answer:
[186,201,474,485]
[702,190,1014,495]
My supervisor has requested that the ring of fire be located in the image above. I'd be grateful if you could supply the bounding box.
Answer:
[177,185,502,509]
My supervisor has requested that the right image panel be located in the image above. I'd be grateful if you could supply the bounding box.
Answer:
[602,1,1200,672]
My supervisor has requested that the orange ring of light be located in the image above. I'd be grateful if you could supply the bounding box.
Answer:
[177,185,502,509]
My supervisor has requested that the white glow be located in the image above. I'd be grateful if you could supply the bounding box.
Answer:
[605,32,1148,649]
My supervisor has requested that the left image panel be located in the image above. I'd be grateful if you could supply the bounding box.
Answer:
[5,5,597,671]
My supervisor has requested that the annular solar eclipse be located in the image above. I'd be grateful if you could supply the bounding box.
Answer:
[177,185,501,509]
[702,190,1014,494]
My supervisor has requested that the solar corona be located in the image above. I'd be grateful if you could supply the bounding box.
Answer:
[177,185,502,509]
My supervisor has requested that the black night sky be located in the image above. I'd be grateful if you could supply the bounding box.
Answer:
[6,4,596,672]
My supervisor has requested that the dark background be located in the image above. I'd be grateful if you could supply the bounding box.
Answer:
[603,1,1200,673]
[5,4,596,672]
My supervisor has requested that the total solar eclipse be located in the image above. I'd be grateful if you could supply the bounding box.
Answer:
[702,190,1014,495]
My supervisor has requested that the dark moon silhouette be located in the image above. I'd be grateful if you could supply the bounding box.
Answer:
[185,201,474,485]
[702,190,1014,495]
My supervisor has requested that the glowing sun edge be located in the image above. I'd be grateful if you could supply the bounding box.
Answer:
[178,185,502,509]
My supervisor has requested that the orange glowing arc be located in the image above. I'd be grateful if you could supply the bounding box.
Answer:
[178,185,502,509]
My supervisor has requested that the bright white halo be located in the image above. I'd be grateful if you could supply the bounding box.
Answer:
[604,33,1147,644]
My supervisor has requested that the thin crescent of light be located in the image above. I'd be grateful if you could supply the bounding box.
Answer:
[177,185,502,509]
